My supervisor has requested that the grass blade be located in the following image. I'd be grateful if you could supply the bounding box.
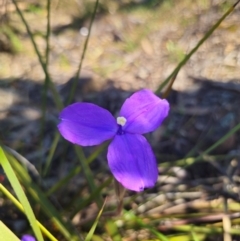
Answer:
[74,145,103,208]
[0,184,58,241]
[0,147,44,241]
[43,132,60,177]
[0,221,21,241]
[84,199,106,241]
[4,149,81,241]
[0,221,22,241]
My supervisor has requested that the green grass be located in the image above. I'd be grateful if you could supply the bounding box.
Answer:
[0,0,240,240]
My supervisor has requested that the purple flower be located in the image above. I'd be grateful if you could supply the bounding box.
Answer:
[21,234,36,241]
[58,89,169,191]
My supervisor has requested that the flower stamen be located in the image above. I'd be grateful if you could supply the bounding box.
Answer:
[117,116,127,126]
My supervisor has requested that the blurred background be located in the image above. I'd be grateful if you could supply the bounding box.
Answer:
[1,0,239,89]
[1,0,240,240]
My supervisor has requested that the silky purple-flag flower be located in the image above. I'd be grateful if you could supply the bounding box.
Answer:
[58,89,169,191]
[21,234,36,241]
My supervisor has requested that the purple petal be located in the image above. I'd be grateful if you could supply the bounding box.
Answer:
[58,103,118,146]
[120,89,169,134]
[21,235,36,241]
[107,133,158,191]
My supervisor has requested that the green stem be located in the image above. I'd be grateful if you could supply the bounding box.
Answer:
[12,0,63,110]
[74,146,102,208]
[0,147,44,241]
[67,0,99,104]
[46,0,51,66]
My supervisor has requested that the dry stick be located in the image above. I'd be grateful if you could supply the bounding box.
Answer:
[80,186,240,224]
[144,190,239,216]
[158,212,240,231]
[112,179,126,215]
[136,176,225,214]
[223,179,232,241]
[77,181,126,225]
[202,184,240,203]
[79,176,126,225]
[147,198,217,215]
[162,73,177,99]
[136,192,202,214]
[79,194,125,223]
[94,181,126,217]
[137,173,240,215]
[223,213,232,241]
[78,198,124,226]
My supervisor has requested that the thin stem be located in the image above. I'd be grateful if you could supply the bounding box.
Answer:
[67,0,99,104]
[155,0,240,94]
[46,0,51,66]
[12,0,63,110]
[40,0,51,125]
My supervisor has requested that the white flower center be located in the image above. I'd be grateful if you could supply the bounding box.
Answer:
[117,116,127,126]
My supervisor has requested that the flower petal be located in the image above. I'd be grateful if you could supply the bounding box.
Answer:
[58,103,118,146]
[107,133,158,191]
[21,235,36,241]
[120,89,169,134]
